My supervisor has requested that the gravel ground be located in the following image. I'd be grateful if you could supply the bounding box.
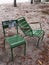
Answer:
[0,3,49,65]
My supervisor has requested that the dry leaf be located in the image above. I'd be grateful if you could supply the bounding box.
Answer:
[47,34,49,38]
[38,60,43,65]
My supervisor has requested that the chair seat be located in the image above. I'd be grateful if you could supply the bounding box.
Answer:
[6,35,25,48]
[33,30,44,38]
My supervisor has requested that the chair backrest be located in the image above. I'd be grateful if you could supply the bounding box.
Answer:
[17,17,33,36]
[2,20,18,37]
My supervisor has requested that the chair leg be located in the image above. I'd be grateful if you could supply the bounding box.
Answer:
[37,33,45,48]
[41,33,45,41]
[4,39,5,48]
[36,38,40,48]
[17,22,18,34]
[11,48,13,61]
[24,43,26,56]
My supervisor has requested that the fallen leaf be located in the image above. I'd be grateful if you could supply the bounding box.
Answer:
[47,34,49,38]
[38,60,43,65]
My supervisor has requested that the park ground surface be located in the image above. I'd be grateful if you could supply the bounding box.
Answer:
[0,3,49,65]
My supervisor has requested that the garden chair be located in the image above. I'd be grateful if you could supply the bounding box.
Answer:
[17,17,45,47]
[2,20,26,61]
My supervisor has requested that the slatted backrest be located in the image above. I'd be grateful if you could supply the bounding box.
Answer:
[17,17,33,36]
[2,20,17,36]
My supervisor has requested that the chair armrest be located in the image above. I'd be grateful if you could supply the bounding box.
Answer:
[29,22,40,24]
[29,22,42,30]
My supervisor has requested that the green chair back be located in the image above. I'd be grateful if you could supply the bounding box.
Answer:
[2,20,18,36]
[17,17,33,36]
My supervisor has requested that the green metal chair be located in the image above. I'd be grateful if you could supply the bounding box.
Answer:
[17,17,45,47]
[2,20,26,61]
